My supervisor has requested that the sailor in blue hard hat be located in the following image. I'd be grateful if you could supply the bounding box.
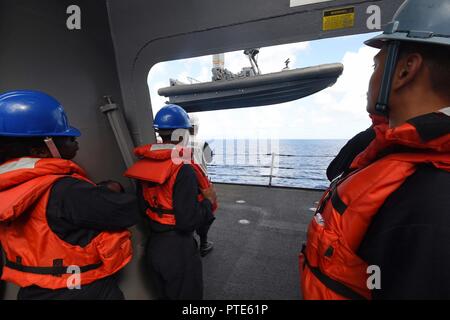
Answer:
[364,0,450,119]
[326,0,450,181]
[124,103,217,299]
[0,90,80,160]
[301,0,450,300]
[0,90,140,300]
[153,104,193,130]
[152,104,192,146]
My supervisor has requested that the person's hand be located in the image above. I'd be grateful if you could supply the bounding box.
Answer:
[97,180,125,193]
[201,186,217,204]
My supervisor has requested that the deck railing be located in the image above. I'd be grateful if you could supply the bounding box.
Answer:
[207,152,336,188]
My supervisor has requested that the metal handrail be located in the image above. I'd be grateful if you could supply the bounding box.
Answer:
[208,152,333,188]
[269,153,275,186]
[212,153,336,158]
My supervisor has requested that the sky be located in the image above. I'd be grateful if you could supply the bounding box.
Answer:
[147,32,381,140]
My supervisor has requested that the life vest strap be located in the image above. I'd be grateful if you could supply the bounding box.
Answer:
[143,195,176,225]
[301,246,367,300]
[5,257,102,276]
[331,189,347,215]
[147,205,173,216]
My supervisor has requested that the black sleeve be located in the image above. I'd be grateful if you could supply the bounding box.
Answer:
[54,177,140,231]
[358,165,450,299]
[136,182,149,214]
[172,164,215,233]
[326,127,375,181]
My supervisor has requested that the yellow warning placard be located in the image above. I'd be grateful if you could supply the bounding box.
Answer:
[323,7,355,31]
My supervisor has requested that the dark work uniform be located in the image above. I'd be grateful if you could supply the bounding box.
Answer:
[195,141,215,245]
[18,177,140,300]
[326,127,375,181]
[140,164,215,300]
[196,220,212,245]
[328,112,450,299]
[358,165,450,299]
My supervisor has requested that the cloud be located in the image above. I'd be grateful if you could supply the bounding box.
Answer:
[224,42,310,74]
[194,44,377,139]
[147,38,378,140]
[148,62,166,77]
[315,45,379,118]
[148,80,169,115]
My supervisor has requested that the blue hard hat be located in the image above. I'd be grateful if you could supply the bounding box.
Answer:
[0,90,80,137]
[365,0,450,49]
[364,0,450,115]
[153,104,191,130]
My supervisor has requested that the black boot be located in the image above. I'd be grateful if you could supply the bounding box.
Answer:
[200,241,214,257]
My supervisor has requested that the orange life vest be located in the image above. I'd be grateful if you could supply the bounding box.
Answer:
[300,112,450,300]
[0,157,133,289]
[124,144,217,226]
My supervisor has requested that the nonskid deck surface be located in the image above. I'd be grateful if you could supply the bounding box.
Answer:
[202,183,323,299]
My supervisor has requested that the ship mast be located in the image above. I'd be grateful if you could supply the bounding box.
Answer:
[212,53,225,70]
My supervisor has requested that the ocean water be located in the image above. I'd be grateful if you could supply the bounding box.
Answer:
[206,139,348,190]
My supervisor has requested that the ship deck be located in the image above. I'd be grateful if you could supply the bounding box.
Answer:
[203,183,323,300]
